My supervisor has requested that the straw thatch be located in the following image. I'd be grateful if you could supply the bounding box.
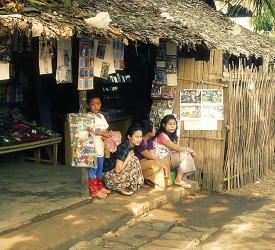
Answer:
[0,0,275,59]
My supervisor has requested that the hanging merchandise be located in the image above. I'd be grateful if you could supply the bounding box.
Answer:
[96,41,106,59]
[149,86,176,128]
[56,37,72,84]
[93,39,116,79]
[78,36,94,90]
[154,41,167,86]
[166,55,177,73]
[68,113,96,168]
[39,37,54,75]
[100,61,110,79]
[112,41,124,70]
[149,41,178,128]
[0,27,12,63]
[155,68,167,85]
[0,27,11,80]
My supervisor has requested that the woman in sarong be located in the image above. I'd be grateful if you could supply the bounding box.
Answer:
[103,125,144,196]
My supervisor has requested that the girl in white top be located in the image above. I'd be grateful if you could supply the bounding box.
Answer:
[154,115,196,188]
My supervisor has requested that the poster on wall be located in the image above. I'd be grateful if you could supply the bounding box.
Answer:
[180,89,223,120]
[113,41,125,70]
[78,36,94,90]
[94,39,116,78]
[166,55,177,73]
[39,37,53,75]
[68,113,97,168]
[56,37,72,84]
[201,89,224,120]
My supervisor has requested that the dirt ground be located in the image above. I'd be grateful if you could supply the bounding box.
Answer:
[225,170,275,199]
[132,170,275,250]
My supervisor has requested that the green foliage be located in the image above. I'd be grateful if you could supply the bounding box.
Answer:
[251,9,274,31]
[224,0,274,31]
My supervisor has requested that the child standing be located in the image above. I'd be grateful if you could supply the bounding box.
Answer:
[154,115,196,188]
[87,93,112,199]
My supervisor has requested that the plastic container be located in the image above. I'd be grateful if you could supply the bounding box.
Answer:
[170,169,177,184]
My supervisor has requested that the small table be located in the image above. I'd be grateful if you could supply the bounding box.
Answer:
[0,137,62,166]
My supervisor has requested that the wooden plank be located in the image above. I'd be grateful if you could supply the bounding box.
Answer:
[79,90,89,198]
[0,138,62,154]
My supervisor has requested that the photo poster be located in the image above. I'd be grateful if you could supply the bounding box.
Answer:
[100,61,110,79]
[156,67,167,85]
[68,113,97,168]
[78,36,94,90]
[154,41,177,86]
[166,55,177,73]
[56,37,72,84]
[94,39,116,78]
[39,37,53,75]
[180,89,224,130]
[113,41,124,70]
[155,41,167,86]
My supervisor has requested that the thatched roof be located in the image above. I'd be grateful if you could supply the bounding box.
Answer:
[1,0,275,59]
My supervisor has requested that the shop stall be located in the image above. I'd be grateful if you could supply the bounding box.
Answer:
[0,0,274,194]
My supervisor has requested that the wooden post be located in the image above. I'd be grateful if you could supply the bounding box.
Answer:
[79,90,89,198]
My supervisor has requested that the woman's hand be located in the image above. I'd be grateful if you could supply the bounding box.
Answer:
[115,151,134,174]
[127,150,135,159]
[188,149,196,158]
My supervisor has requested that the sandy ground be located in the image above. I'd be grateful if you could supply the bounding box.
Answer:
[226,170,275,199]
[0,156,84,233]
[134,170,275,249]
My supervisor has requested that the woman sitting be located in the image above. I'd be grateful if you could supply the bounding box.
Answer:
[103,125,144,196]
[154,115,196,188]
[135,119,172,190]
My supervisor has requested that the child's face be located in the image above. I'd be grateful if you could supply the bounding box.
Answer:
[88,98,101,114]
[163,119,177,134]
[128,130,143,147]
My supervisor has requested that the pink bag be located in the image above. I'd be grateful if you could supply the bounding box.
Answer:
[103,131,122,153]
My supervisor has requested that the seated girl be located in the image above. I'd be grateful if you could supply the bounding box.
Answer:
[153,115,196,188]
[135,119,172,190]
[103,125,144,196]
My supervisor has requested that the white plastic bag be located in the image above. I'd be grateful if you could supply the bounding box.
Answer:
[84,12,112,29]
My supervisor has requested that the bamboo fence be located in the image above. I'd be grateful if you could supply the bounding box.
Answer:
[175,50,275,191]
[224,65,275,190]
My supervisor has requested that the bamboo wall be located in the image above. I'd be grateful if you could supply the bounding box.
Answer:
[175,49,225,192]
[175,50,275,191]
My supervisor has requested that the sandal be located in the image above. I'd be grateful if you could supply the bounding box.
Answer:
[174,181,191,189]
[144,179,155,186]
[140,183,150,188]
